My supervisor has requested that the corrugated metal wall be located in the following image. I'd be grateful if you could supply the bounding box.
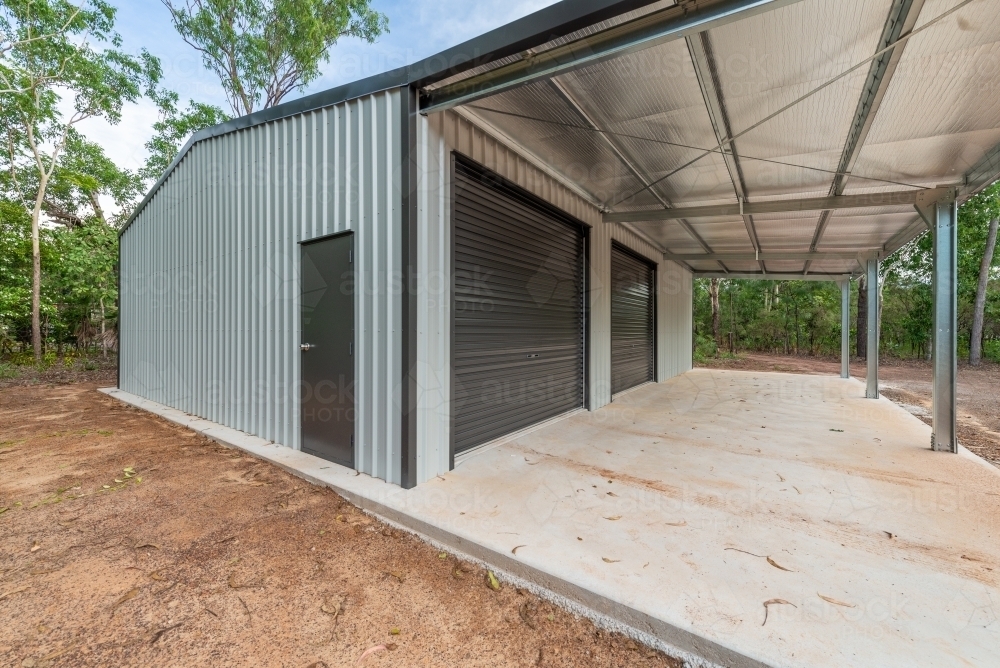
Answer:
[416,110,693,483]
[120,89,404,485]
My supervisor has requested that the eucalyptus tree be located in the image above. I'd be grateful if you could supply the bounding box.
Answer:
[162,0,389,117]
[0,0,160,361]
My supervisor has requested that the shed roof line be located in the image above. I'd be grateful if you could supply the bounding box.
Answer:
[121,0,662,234]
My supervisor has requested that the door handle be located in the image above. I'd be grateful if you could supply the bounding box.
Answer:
[300,343,316,351]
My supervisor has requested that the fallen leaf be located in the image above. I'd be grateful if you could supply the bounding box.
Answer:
[767,557,793,572]
[387,571,405,583]
[389,627,400,635]
[602,557,620,564]
[30,542,40,552]
[664,520,687,527]
[386,643,397,651]
[511,545,527,555]
[0,507,8,515]
[102,485,111,489]
[0,586,30,601]
[606,491,618,497]
[228,572,261,589]
[321,595,345,616]
[114,479,124,483]
[437,552,447,560]
[486,571,501,591]
[519,601,536,629]
[603,515,621,521]
[884,531,895,539]
[110,587,138,615]
[817,593,855,608]
[134,543,159,550]
[150,622,183,644]
[356,645,387,665]
[829,428,844,432]
[762,599,796,626]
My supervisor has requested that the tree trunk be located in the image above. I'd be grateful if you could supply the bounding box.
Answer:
[970,216,999,366]
[857,274,867,360]
[31,179,46,363]
[709,278,721,355]
[100,296,107,358]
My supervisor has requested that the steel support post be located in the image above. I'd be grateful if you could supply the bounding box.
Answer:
[866,258,879,399]
[931,195,959,452]
[840,278,850,379]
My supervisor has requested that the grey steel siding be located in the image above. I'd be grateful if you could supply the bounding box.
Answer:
[610,244,655,395]
[120,89,404,485]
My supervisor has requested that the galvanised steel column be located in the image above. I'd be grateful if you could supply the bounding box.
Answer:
[931,193,958,452]
[840,278,850,379]
[866,258,879,399]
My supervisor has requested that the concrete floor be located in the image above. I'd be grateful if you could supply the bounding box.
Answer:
[105,369,1000,667]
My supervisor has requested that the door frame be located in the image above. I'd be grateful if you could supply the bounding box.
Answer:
[448,152,590,469]
[298,229,356,466]
[610,240,658,391]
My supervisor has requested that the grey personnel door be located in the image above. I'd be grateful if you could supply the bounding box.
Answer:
[300,232,355,468]
[452,155,586,455]
[610,243,656,396]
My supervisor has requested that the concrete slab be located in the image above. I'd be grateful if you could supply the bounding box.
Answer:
[101,369,1000,667]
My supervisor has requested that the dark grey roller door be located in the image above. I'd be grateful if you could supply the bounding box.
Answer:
[611,243,655,395]
[453,156,586,455]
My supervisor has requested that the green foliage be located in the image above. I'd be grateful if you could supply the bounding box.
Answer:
[141,89,229,182]
[693,185,1000,362]
[162,0,389,116]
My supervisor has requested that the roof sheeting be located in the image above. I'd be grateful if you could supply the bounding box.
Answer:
[436,0,1000,277]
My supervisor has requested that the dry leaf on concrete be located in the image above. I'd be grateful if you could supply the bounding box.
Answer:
[601,557,620,564]
[818,593,855,608]
[766,557,793,572]
[762,599,795,626]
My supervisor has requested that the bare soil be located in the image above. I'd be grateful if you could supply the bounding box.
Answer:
[698,353,1000,467]
[0,382,683,668]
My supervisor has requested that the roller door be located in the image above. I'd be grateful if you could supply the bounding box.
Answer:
[611,243,655,395]
[453,156,586,454]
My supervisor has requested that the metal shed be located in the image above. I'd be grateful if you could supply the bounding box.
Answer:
[119,0,1000,488]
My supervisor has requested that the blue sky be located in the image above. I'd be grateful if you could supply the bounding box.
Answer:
[80,0,556,177]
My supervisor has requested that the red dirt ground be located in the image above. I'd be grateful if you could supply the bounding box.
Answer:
[0,381,683,668]
[697,353,1000,467]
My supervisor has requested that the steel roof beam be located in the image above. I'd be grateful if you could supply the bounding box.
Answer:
[603,190,920,222]
[547,78,724,273]
[692,272,853,281]
[420,0,807,114]
[664,251,872,262]
[804,0,925,274]
[687,31,765,272]
[961,141,1000,199]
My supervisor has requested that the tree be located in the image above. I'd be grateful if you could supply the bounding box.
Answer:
[964,183,1000,365]
[857,273,867,359]
[709,277,720,355]
[0,0,160,361]
[141,89,228,182]
[45,129,144,226]
[162,0,388,117]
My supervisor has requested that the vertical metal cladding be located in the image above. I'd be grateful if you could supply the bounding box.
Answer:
[119,89,403,485]
[416,110,693,483]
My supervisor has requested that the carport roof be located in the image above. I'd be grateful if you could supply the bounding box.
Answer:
[127,0,1000,280]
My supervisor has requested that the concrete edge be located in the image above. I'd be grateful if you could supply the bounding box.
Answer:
[99,387,771,668]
